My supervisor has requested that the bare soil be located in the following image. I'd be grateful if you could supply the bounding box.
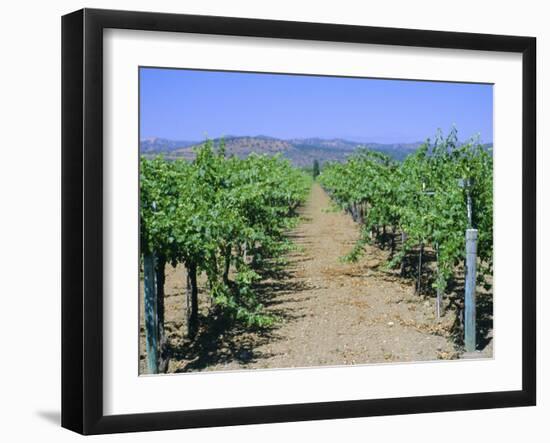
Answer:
[139,183,492,374]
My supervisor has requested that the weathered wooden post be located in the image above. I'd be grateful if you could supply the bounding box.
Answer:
[186,263,199,339]
[400,232,408,277]
[416,243,424,294]
[143,253,159,374]
[435,243,442,320]
[417,183,434,295]
[464,229,478,352]
[155,256,168,373]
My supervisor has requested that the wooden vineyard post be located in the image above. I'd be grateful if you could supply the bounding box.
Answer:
[143,253,159,374]
[435,243,441,320]
[186,263,199,339]
[400,232,408,276]
[464,229,478,352]
[416,243,424,294]
[155,256,168,373]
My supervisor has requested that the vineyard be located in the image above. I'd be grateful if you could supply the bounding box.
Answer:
[140,140,310,373]
[140,130,493,374]
[319,128,493,349]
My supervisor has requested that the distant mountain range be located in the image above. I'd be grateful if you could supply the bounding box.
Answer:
[140,135,491,167]
[140,136,420,166]
[140,137,197,152]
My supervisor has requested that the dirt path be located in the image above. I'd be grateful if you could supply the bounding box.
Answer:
[140,183,473,374]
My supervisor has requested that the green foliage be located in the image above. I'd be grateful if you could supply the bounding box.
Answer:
[319,128,493,293]
[140,140,310,327]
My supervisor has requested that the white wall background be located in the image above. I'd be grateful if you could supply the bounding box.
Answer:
[0,0,546,441]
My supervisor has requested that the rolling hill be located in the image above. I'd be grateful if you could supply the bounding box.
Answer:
[140,135,424,166]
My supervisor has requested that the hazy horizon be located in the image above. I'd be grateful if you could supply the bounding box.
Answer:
[140,133,492,146]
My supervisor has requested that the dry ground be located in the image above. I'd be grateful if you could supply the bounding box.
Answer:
[139,183,492,374]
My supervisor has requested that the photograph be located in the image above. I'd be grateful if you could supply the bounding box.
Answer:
[0,0,544,439]
[138,68,494,375]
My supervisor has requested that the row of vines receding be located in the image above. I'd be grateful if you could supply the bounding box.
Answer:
[140,140,311,372]
[318,128,493,333]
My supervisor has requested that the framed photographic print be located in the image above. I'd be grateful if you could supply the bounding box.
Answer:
[61,8,536,435]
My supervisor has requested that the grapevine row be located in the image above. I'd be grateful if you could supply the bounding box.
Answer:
[140,140,311,372]
[318,128,493,310]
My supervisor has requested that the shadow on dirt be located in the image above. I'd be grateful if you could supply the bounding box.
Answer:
[171,313,277,372]
[171,257,313,372]
[445,279,493,351]
[381,239,493,352]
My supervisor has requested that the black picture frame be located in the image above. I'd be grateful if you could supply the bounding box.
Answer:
[61,8,536,435]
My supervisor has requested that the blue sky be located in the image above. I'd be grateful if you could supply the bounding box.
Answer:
[140,67,493,144]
